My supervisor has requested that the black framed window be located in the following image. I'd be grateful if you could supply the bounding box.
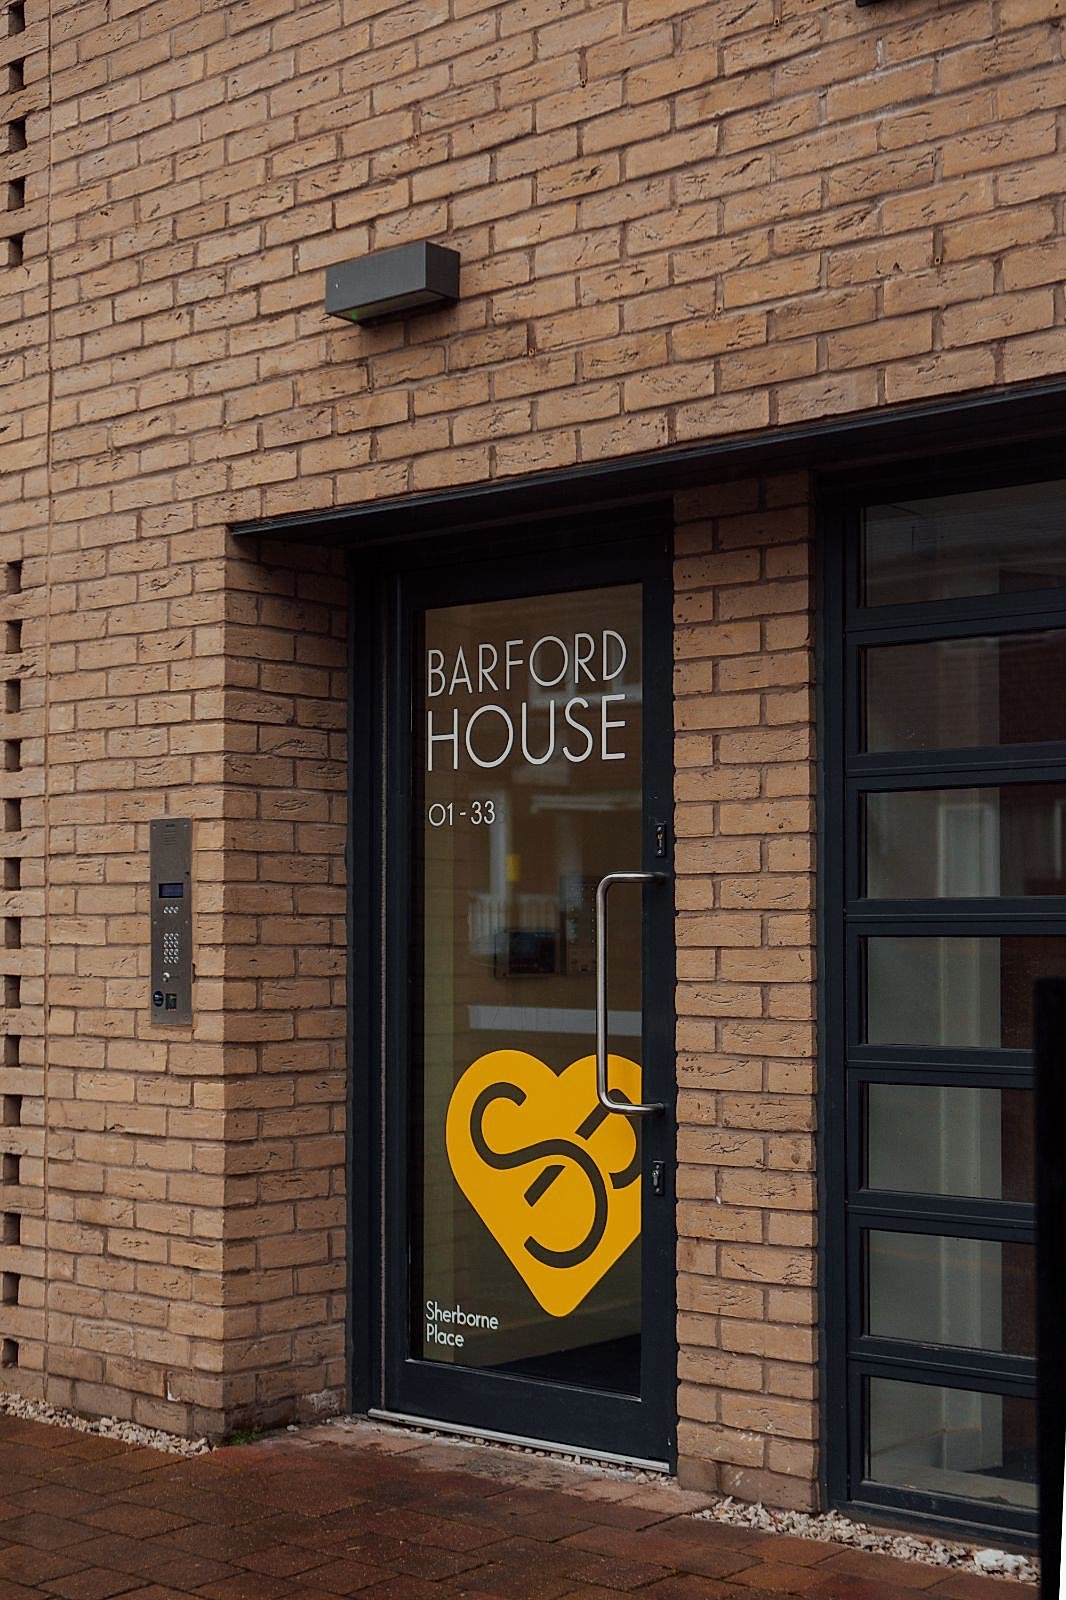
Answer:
[824,471,1066,1541]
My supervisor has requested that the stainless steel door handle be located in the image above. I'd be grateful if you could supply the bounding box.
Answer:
[595,870,667,1116]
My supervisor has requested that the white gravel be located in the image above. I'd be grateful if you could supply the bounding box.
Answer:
[696,1498,1038,1584]
[0,1389,210,1457]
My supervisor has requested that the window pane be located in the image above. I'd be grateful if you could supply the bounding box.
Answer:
[867,1379,1037,1510]
[866,1085,1034,1201]
[415,586,645,1393]
[863,481,1066,606]
[863,630,1066,753]
[863,935,1066,1048]
[866,1232,1035,1356]
[864,785,1066,898]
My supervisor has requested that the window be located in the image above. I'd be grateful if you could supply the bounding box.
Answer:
[824,473,1066,1540]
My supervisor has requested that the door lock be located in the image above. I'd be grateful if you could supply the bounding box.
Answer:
[651,1160,665,1196]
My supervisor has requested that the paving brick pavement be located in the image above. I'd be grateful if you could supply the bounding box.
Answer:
[0,1415,1032,1600]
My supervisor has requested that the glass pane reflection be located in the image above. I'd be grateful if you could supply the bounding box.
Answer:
[867,1378,1037,1510]
[866,1085,1034,1201]
[863,481,1066,606]
[866,1232,1036,1356]
[863,936,1066,1048]
[416,585,644,1394]
[864,785,1066,898]
[863,630,1066,753]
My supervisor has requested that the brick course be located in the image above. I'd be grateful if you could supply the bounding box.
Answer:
[0,0,1061,1498]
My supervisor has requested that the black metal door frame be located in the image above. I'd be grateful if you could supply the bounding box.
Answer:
[348,509,677,1467]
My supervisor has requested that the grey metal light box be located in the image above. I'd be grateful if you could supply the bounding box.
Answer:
[324,241,460,325]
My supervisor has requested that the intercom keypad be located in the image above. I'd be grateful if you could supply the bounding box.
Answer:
[149,818,192,1025]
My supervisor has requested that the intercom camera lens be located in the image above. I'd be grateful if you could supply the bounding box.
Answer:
[152,991,164,1007]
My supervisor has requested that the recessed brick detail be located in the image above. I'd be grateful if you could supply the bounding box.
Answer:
[215,537,349,1431]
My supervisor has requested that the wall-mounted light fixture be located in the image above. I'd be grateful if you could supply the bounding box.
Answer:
[325,241,460,326]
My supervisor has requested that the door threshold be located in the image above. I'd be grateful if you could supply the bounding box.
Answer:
[367,1408,670,1475]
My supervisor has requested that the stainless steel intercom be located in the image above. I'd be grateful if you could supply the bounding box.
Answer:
[149,817,192,1025]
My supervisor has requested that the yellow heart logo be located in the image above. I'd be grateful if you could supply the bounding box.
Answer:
[446,1049,642,1319]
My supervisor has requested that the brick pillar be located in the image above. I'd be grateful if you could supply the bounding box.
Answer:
[39,518,232,1435]
[216,535,349,1430]
[673,473,819,1510]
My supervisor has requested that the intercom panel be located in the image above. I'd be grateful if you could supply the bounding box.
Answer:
[149,817,192,1025]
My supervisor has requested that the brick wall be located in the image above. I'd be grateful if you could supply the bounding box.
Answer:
[673,475,817,1507]
[36,521,233,1434]
[7,0,1057,538]
[0,0,354,1440]
[10,0,1059,533]
[0,499,349,1439]
[0,0,1059,1476]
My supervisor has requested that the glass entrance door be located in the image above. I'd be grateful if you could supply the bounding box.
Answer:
[383,542,675,1464]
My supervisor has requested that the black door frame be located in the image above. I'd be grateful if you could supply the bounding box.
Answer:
[819,454,1066,1544]
[348,508,678,1467]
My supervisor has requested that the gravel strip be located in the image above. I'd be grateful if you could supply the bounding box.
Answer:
[695,1499,1037,1584]
[0,1389,211,1457]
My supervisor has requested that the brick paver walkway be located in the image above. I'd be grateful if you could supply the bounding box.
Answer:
[0,1414,1031,1600]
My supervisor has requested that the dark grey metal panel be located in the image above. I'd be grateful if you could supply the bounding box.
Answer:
[325,241,460,323]
[149,817,192,1026]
